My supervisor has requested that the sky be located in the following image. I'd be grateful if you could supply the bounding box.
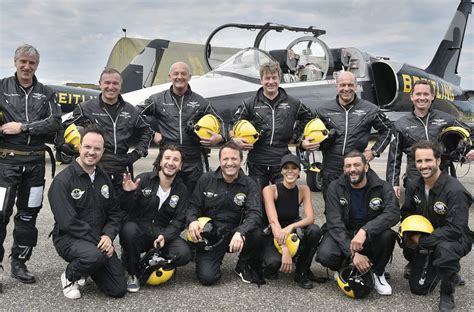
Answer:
[1,0,473,90]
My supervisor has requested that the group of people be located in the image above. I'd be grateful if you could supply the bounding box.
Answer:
[0,44,472,311]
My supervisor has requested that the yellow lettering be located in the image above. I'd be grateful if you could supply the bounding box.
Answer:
[57,93,67,104]
[402,74,412,93]
[72,94,81,104]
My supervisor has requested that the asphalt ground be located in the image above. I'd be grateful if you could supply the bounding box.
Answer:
[1,148,473,311]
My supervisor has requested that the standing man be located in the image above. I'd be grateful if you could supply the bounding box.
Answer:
[316,151,399,296]
[49,126,126,299]
[386,80,470,198]
[401,140,471,311]
[302,71,391,198]
[138,62,223,192]
[187,141,262,286]
[120,145,191,293]
[64,68,153,204]
[0,44,61,286]
[230,61,313,189]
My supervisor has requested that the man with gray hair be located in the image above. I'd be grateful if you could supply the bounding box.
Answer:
[302,71,392,199]
[138,61,223,192]
[0,44,62,288]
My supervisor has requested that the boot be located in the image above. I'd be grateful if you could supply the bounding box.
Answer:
[439,281,456,312]
[294,270,313,289]
[11,259,35,284]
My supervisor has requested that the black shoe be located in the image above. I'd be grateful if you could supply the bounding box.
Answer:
[11,260,36,284]
[439,292,455,312]
[403,262,412,279]
[294,272,313,289]
[234,262,252,284]
[305,269,327,283]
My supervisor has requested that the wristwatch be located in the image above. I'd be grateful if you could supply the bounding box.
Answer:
[20,123,28,132]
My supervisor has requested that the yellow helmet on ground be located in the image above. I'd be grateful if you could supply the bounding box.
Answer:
[336,266,373,299]
[273,233,300,257]
[438,126,471,162]
[304,118,328,144]
[398,215,434,247]
[194,114,221,139]
[64,124,81,152]
[139,249,175,286]
[232,120,259,144]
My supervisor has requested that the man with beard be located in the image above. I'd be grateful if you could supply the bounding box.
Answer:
[120,145,191,293]
[401,140,471,311]
[49,126,126,299]
[187,141,262,285]
[316,151,399,296]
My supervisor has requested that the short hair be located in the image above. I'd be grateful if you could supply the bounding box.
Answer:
[259,62,281,80]
[410,140,442,160]
[411,80,434,96]
[99,68,122,83]
[14,44,40,63]
[335,70,357,85]
[344,150,367,165]
[169,62,191,75]
[80,124,106,144]
[219,141,243,160]
[153,144,184,172]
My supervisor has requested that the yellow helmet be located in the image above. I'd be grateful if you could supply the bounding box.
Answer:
[336,266,373,299]
[139,249,175,286]
[273,233,300,257]
[232,120,259,144]
[64,124,81,152]
[438,126,471,162]
[194,114,221,139]
[398,215,434,248]
[304,118,328,144]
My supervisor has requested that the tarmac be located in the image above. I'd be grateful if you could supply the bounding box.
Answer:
[1,148,473,311]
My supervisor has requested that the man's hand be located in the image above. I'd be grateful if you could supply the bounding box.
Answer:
[0,122,22,135]
[122,173,141,192]
[153,235,165,249]
[188,221,202,242]
[301,137,320,151]
[350,229,367,256]
[352,252,372,274]
[363,149,375,162]
[280,247,293,273]
[200,131,222,146]
[393,186,401,199]
[153,132,162,145]
[231,137,254,150]
[229,232,244,253]
[97,235,114,257]
[466,150,474,162]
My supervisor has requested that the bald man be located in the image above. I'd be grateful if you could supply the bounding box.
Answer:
[302,71,392,200]
[138,62,223,191]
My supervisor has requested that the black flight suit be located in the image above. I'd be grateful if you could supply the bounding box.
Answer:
[0,74,61,263]
[49,160,126,298]
[316,169,399,275]
[401,172,472,295]
[187,168,262,285]
[231,87,313,189]
[120,171,191,276]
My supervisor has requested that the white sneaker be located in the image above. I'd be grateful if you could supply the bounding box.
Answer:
[61,272,81,299]
[372,272,392,295]
[127,275,140,293]
[77,276,87,287]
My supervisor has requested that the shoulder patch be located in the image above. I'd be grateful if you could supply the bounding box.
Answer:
[234,193,246,206]
[101,185,110,199]
[141,187,153,197]
[71,188,85,200]
[169,195,179,208]
[369,197,383,211]
[433,201,448,215]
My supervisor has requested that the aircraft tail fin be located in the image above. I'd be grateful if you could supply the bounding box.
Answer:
[121,39,170,93]
[425,0,472,86]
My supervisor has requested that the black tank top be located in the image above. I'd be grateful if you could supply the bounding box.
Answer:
[275,183,300,227]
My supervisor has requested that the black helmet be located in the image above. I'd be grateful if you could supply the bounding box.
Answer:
[336,266,373,299]
[438,126,471,162]
[187,217,225,251]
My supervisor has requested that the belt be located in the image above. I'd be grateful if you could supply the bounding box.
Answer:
[0,148,45,157]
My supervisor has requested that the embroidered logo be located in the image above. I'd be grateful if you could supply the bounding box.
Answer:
[31,92,46,100]
[187,101,200,108]
[413,195,422,205]
[433,201,448,215]
[71,188,85,200]
[369,197,383,210]
[101,185,110,199]
[352,109,367,116]
[141,187,152,197]
[119,111,131,119]
[431,119,447,126]
[169,195,179,208]
[339,197,348,207]
[204,191,218,198]
[279,103,290,110]
[234,193,246,206]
